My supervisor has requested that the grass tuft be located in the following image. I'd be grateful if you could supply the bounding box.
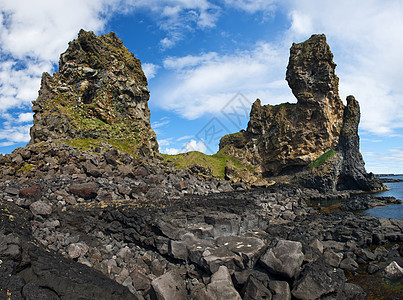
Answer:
[308,149,337,169]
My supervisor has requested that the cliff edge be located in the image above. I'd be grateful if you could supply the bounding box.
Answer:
[220,34,383,191]
[30,30,159,157]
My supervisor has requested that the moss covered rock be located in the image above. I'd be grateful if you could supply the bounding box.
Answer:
[30,29,158,158]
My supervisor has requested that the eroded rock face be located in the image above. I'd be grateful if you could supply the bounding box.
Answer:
[30,29,158,157]
[220,34,382,191]
[220,35,344,176]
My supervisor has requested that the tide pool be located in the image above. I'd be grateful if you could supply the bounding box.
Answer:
[363,175,403,219]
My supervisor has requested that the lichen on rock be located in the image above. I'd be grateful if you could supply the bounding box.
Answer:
[30,29,159,158]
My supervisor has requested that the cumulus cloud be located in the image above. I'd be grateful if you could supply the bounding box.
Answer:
[162,139,207,155]
[16,112,34,123]
[0,124,31,144]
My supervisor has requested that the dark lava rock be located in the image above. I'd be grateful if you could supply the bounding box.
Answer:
[69,182,98,199]
[19,183,42,203]
[259,239,304,279]
[291,258,346,300]
[241,276,272,300]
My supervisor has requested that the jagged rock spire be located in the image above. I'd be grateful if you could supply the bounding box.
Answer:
[30,30,159,157]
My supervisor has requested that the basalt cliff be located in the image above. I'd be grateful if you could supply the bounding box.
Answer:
[30,29,159,158]
[220,34,383,192]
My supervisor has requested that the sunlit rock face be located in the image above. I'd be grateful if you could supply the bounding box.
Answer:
[220,34,383,191]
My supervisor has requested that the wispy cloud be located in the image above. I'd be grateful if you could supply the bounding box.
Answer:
[224,0,278,14]
[152,119,170,129]
[158,138,173,147]
[155,41,291,119]
[177,135,193,141]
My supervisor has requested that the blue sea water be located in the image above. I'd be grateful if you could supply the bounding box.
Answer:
[362,174,403,219]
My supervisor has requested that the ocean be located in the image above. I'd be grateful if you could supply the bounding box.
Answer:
[362,174,403,219]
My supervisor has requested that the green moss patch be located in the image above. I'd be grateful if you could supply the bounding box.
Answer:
[162,151,253,179]
[308,149,337,169]
[18,164,35,174]
[64,138,138,157]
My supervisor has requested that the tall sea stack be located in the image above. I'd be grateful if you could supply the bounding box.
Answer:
[30,30,159,157]
[220,34,383,191]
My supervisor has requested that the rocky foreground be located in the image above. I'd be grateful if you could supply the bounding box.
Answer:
[1,142,402,299]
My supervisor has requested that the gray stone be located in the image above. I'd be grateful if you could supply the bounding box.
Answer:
[67,242,89,259]
[195,266,241,300]
[169,240,188,261]
[340,257,358,272]
[30,201,52,216]
[359,248,376,261]
[204,213,241,237]
[151,269,186,300]
[146,187,165,200]
[341,283,366,300]
[292,259,346,300]
[241,276,272,300]
[201,246,244,273]
[309,239,323,253]
[83,161,103,177]
[260,240,304,279]
[216,235,266,268]
[268,281,291,300]
[367,262,380,274]
[324,249,343,267]
[130,270,151,291]
[5,186,19,195]
[384,261,403,279]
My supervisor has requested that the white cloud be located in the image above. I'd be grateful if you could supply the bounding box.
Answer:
[162,139,207,155]
[0,0,117,112]
[0,124,31,144]
[225,0,277,14]
[177,135,193,141]
[162,147,182,155]
[158,138,173,147]
[0,0,222,112]
[155,41,292,119]
[152,119,170,129]
[185,139,207,152]
[289,11,313,36]
[142,63,160,80]
[122,0,220,49]
[0,141,15,147]
[17,112,34,123]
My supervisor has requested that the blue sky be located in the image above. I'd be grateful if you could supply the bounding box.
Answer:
[1,0,403,174]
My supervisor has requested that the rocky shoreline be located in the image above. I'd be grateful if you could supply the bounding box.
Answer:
[1,148,402,299]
